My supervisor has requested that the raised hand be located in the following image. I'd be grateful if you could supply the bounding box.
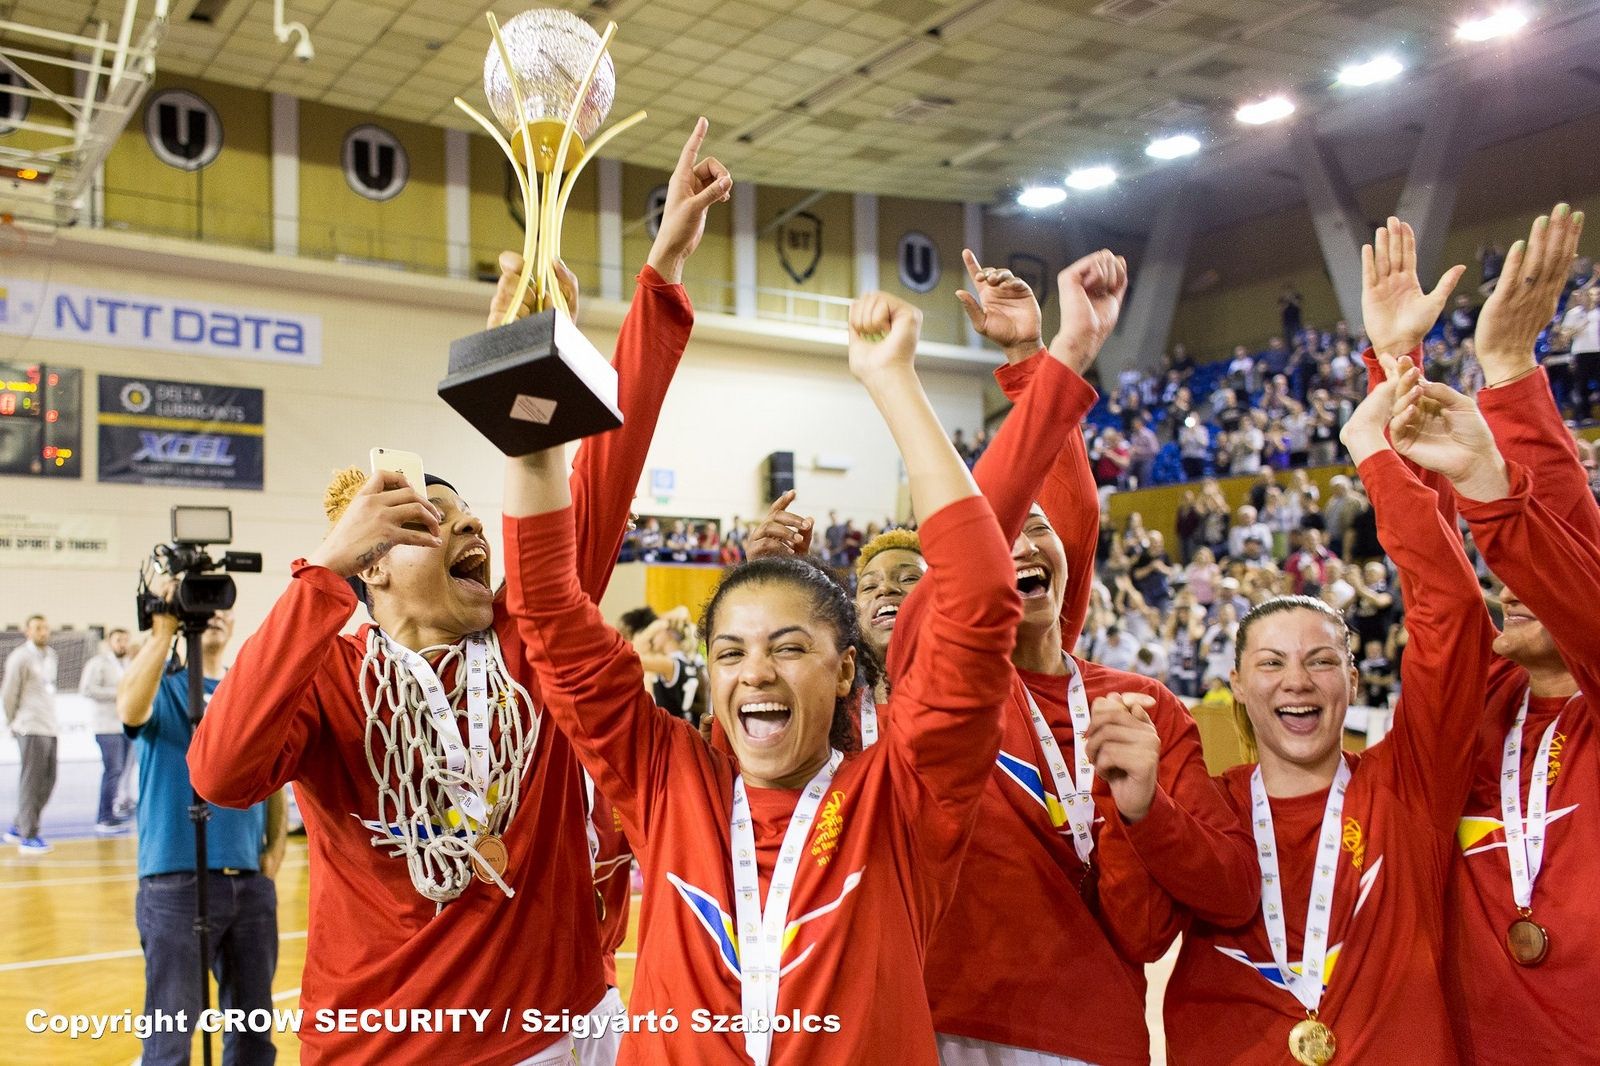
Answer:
[1386,356,1511,501]
[1360,216,1466,357]
[488,252,579,329]
[1049,249,1127,375]
[308,470,443,578]
[647,117,732,284]
[1475,203,1586,386]
[1084,692,1161,823]
[848,290,922,383]
[955,249,1043,363]
[1339,357,1402,465]
[745,490,814,560]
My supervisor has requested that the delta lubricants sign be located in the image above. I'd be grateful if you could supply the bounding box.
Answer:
[0,277,321,365]
[98,375,265,490]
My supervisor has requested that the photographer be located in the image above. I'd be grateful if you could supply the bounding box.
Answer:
[117,577,286,1066]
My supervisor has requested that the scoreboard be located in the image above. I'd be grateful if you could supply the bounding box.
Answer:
[0,362,82,478]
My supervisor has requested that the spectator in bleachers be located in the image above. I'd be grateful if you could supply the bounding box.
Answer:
[1283,527,1337,595]
[1200,602,1239,686]
[1183,545,1221,607]
[1131,530,1175,612]
[1090,426,1132,488]
[1350,560,1396,648]
[1562,285,1600,414]
[1163,589,1206,698]
[1127,413,1160,488]
[1227,504,1272,559]
[1178,413,1211,480]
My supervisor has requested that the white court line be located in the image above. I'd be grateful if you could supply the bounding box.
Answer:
[0,858,137,869]
[272,987,301,1002]
[0,931,308,973]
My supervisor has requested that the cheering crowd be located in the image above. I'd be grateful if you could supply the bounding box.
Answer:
[45,116,1581,1066]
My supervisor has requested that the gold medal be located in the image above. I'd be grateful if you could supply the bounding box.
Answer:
[594,886,607,923]
[1289,1015,1336,1066]
[472,833,509,884]
[1507,912,1550,967]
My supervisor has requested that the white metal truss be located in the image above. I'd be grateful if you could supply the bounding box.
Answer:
[0,0,169,226]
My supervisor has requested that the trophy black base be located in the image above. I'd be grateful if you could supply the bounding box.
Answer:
[439,307,622,456]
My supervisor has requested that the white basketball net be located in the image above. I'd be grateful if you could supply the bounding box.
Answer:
[356,629,540,905]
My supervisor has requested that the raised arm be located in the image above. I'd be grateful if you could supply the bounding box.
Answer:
[489,120,728,601]
[503,447,693,841]
[1359,215,1467,523]
[189,471,439,807]
[1344,362,1500,829]
[851,291,1022,880]
[968,250,1123,641]
[1472,205,1597,542]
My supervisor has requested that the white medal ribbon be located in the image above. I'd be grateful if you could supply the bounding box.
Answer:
[1251,758,1352,1015]
[384,634,492,825]
[1021,656,1095,865]
[730,749,843,1066]
[859,689,879,748]
[1500,690,1572,911]
[583,770,601,874]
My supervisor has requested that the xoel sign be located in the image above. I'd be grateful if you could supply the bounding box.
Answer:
[98,374,265,490]
[0,277,321,366]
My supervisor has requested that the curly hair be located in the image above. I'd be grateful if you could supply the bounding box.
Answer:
[701,555,868,753]
[856,528,922,575]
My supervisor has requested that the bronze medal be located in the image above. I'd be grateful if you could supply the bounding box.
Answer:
[594,886,607,923]
[1289,1016,1336,1066]
[1507,916,1550,967]
[472,833,509,884]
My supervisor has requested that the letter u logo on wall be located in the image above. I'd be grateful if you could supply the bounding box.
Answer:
[144,89,223,171]
[0,71,29,135]
[343,125,408,202]
[898,231,940,293]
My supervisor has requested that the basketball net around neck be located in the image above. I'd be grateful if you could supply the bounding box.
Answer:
[356,628,539,905]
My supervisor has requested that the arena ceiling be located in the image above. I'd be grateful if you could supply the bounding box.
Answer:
[6,0,1600,230]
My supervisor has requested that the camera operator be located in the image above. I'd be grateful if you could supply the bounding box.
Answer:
[117,576,286,1066]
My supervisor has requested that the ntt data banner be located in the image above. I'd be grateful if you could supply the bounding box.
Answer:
[98,374,265,489]
[0,277,321,365]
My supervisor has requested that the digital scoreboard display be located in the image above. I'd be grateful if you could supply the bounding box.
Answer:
[0,362,83,478]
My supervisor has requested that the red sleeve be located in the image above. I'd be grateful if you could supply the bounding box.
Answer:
[188,561,343,807]
[1361,345,1458,528]
[985,350,1100,642]
[504,508,709,843]
[1476,366,1600,547]
[1093,689,1260,960]
[568,266,693,602]
[1359,449,1496,830]
[880,495,1021,882]
[1459,463,1600,699]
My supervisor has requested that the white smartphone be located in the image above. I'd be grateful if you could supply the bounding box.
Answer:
[370,447,425,494]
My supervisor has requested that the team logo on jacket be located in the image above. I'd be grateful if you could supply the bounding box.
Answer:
[1341,817,1365,870]
[666,868,865,980]
[995,749,1100,831]
[1218,856,1384,990]
[1458,803,1580,856]
[810,790,846,867]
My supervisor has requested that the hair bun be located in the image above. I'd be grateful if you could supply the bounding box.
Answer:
[323,466,368,528]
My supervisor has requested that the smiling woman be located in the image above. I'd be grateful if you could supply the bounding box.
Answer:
[502,288,1021,1065]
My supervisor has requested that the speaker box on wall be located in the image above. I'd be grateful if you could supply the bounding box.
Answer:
[764,450,795,502]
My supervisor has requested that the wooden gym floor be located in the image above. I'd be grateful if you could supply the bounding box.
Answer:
[1,835,1170,1064]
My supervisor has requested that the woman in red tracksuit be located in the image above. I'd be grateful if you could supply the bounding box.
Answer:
[501,291,1024,1065]
[1161,357,1525,1064]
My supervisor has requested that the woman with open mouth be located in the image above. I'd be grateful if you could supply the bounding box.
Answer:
[1161,350,1530,1066]
[501,290,1025,1064]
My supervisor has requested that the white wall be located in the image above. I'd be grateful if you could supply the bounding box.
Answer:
[6,229,987,648]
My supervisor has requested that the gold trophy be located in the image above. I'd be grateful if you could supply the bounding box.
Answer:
[439,9,646,454]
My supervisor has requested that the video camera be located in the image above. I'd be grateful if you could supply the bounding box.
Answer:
[137,506,263,630]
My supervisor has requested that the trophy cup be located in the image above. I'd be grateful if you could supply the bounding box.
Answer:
[440,9,647,455]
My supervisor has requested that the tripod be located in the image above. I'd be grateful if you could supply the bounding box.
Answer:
[179,615,217,1066]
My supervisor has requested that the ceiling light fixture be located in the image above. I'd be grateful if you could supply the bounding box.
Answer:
[1065,165,1117,190]
[1236,95,1296,125]
[1017,185,1067,209]
[1146,133,1201,159]
[1336,54,1404,86]
[1456,8,1530,41]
